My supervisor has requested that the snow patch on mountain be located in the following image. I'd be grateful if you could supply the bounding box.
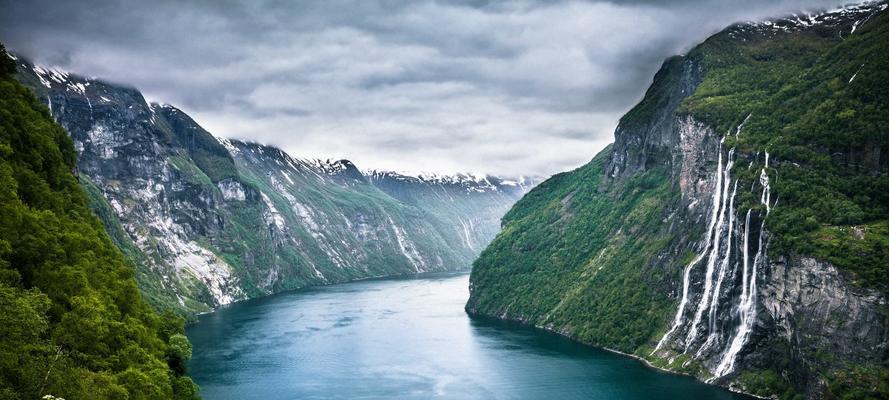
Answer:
[217,179,246,201]
[728,0,887,38]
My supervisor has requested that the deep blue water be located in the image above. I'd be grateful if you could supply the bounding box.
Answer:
[187,273,749,399]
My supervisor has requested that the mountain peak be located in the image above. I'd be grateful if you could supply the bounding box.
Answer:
[366,169,537,195]
[731,0,886,37]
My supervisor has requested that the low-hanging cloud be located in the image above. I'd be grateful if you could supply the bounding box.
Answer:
[0,0,845,176]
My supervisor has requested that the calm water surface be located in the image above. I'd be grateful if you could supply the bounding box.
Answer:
[187,272,750,400]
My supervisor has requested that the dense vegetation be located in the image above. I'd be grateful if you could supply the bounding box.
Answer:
[13,53,525,314]
[469,5,889,400]
[682,10,889,290]
[468,147,678,352]
[0,46,198,399]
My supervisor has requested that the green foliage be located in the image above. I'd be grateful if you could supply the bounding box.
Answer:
[0,45,13,75]
[168,155,214,187]
[154,107,239,183]
[166,334,192,376]
[827,365,889,400]
[0,47,198,399]
[469,7,889,399]
[468,147,677,352]
[737,369,801,400]
[681,11,889,290]
[619,56,686,129]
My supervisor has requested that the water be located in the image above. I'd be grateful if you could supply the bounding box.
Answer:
[187,273,751,400]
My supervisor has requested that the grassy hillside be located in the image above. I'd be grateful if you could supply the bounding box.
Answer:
[0,45,198,399]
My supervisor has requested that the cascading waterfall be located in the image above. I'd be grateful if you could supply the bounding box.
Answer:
[712,151,771,379]
[86,96,93,120]
[734,114,752,138]
[653,117,774,378]
[699,180,738,356]
[761,152,771,213]
[684,146,736,352]
[652,141,727,354]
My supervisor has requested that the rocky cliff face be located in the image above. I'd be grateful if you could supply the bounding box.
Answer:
[468,2,889,398]
[13,59,531,314]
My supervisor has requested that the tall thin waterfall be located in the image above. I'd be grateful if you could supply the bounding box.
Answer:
[652,141,727,354]
[699,180,738,355]
[684,147,736,352]
[712,152,771,378]
[652,117,772,376]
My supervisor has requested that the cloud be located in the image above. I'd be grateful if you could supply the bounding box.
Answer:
[0,0,845,176]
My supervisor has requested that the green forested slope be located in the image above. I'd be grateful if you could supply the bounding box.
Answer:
[0,46,197,399]
[467,147,678,351]
[467,4,889,399]
[684,8,889,290]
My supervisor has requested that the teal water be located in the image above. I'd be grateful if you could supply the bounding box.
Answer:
[187,273,750,399]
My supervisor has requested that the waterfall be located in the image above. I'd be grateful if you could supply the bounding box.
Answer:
[652,142,726,354]
[712,156,771,379]
[86,96,93,120]
[760,152,771,214]
[684,147,735,352]
[652,116,772,378]
[699,180,738,355]
[734,114,752,138]
[741,211,751,305]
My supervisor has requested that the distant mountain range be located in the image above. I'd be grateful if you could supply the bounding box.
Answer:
[13,57,535,314]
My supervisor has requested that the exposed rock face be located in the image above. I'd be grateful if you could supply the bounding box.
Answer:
[644,5,889,393]
[14,59,532,314]
[468,2,889,398]
[752,256,888,397]
[606,55,704,180]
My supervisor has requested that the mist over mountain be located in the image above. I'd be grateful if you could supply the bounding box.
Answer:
[0,0,850,177]
[468,2,889,398]
[14,56,532,313]
[1,1,887,399]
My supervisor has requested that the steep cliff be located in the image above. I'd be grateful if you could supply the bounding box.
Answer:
[467,2,889,398]
[0,45,197,400]
[13,60,531,315]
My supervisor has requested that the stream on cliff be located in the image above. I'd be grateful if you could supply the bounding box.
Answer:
[187,272,752,399]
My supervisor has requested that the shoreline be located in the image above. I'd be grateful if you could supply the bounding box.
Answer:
[465,309,767,400]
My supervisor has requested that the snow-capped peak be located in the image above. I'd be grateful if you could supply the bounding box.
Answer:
[730,0,886,38]
[30,63,91,95]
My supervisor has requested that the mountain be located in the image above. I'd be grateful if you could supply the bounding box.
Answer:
[0,45,197,399]
[12,58,532,315]
[367,171,534,253]
[467,2,889,399]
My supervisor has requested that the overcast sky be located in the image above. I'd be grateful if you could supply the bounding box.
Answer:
[0,0,847,176]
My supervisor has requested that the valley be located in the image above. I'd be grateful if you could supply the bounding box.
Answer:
[0,1,887,399]
[13,59,533,314]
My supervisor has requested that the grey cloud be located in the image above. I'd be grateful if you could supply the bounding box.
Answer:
[0,0,845,176]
